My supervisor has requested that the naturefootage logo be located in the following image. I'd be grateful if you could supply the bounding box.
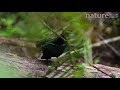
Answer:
[86,12,119,19]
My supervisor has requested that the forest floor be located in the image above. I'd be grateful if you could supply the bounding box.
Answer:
[93,44,120,68]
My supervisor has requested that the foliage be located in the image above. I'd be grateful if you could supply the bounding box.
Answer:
[74,64,84,78]
[0,12,27,37]
[0,12,93,78]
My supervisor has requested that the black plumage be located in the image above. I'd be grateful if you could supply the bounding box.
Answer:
[36,34,68,65]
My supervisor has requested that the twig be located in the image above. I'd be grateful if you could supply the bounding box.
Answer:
[60,36,120,58]
[86,61,115,78]
[92,65,115,78]
[96,32,120,57]
[59,66,73,78]
[92,36,120,47]
[45,57,72,78]
[40,19,67,42]
[50,64,70,78]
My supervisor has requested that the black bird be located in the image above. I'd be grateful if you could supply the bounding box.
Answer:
[36,34,68,65]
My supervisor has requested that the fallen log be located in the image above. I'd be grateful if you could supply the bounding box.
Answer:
[0,51,120,78]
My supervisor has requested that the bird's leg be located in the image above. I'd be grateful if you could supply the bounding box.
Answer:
[47,59,53,65]
[42,58,53,66]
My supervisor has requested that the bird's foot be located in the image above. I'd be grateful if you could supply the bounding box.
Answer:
[42,60,53,66]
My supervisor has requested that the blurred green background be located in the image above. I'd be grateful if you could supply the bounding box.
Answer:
[0,12,120,78]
